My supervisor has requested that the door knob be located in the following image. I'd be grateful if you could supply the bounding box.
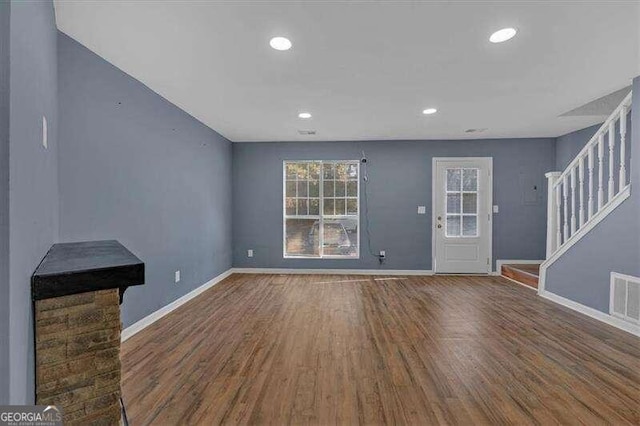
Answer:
[437,224,442,229]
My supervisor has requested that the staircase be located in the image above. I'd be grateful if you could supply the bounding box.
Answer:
[540,92,632,293]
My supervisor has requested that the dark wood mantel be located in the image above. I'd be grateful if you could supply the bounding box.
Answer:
[32,240,145,302]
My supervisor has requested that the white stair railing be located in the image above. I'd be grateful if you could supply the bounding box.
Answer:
[545,92,632,259]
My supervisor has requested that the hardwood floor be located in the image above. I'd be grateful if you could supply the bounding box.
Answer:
[121,274,640,425]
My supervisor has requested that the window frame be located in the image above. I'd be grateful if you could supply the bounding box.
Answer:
[444,167,480,238]
[282,160,360,259]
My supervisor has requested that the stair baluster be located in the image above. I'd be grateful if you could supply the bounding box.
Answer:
[578,157,585,227]
[555,186,562,250]
[570,168,577,235]
[608,122,615,201]
[587,146,594,220]
[598,134,604,209]
[619,106,627,187]
[563,175,569,242]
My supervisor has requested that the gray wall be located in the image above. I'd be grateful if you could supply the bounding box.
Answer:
[555,124,600,171]
[233,138,555,270]
[57,33,233,329]
[635,78,640,247]
[9,0,59,404]
[0,0,10,405]
[545,75,640,313]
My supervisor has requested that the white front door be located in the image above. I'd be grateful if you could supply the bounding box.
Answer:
[433,158,493,274]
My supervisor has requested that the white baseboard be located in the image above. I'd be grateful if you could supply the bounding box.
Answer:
[231,268,434,276]
[121,268,234,341]
[494,259,544,275]
[539,290,640,337]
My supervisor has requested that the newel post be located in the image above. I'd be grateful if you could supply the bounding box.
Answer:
[545,172,562,259]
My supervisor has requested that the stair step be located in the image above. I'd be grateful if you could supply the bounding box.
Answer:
[501,263,540,289]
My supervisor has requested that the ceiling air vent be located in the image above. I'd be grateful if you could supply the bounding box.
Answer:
[298,130,317,136]
[465,128,487,134]
[610,272,640,324]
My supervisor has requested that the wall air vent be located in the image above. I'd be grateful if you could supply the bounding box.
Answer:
[610,272,640,324]
[298,130,317,136]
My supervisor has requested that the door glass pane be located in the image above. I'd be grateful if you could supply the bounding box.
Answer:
[447,194,461,213]
[463,169,478,191]
[335,198,346,215]
[447,169,461,191]
[462,215,478,237]
[462,193,477,213]
[285,219,320,257]
[335,181,346,197]
[323,218,358,257]
[446,215,461,237]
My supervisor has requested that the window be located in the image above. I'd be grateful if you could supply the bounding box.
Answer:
[284,161,359,258]
[445,168,479,237]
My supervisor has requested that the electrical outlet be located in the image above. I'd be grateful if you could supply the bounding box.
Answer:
[175,270,180,283]
[493,205,499,213]
[247,249,254,258]
[417,206,426,214]
[379,250,386,258]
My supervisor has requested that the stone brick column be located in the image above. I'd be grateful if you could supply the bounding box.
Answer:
[35,289,122,424]
[32,240,144,426]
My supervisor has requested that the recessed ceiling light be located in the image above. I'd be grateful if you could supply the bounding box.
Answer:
[422,108,438,115]
[489,27,517,43]
[298,112,312,119]
[270,36,292,51]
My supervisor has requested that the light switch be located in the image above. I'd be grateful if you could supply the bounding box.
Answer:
[175,270,181,283]
[493,205,499,213]
[417,206,426,214]
[42,116,48,149]
[247,249,254,258]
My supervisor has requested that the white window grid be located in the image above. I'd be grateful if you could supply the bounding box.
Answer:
[445,167,480,238]
[283,160,360,259]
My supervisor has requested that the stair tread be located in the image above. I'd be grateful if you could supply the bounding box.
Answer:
[501,263,541,289]
[503,264,540,277]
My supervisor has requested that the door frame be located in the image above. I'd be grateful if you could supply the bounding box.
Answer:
[431,157,493,274]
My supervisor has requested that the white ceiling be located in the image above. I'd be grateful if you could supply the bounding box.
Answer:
[54,1,640,142]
